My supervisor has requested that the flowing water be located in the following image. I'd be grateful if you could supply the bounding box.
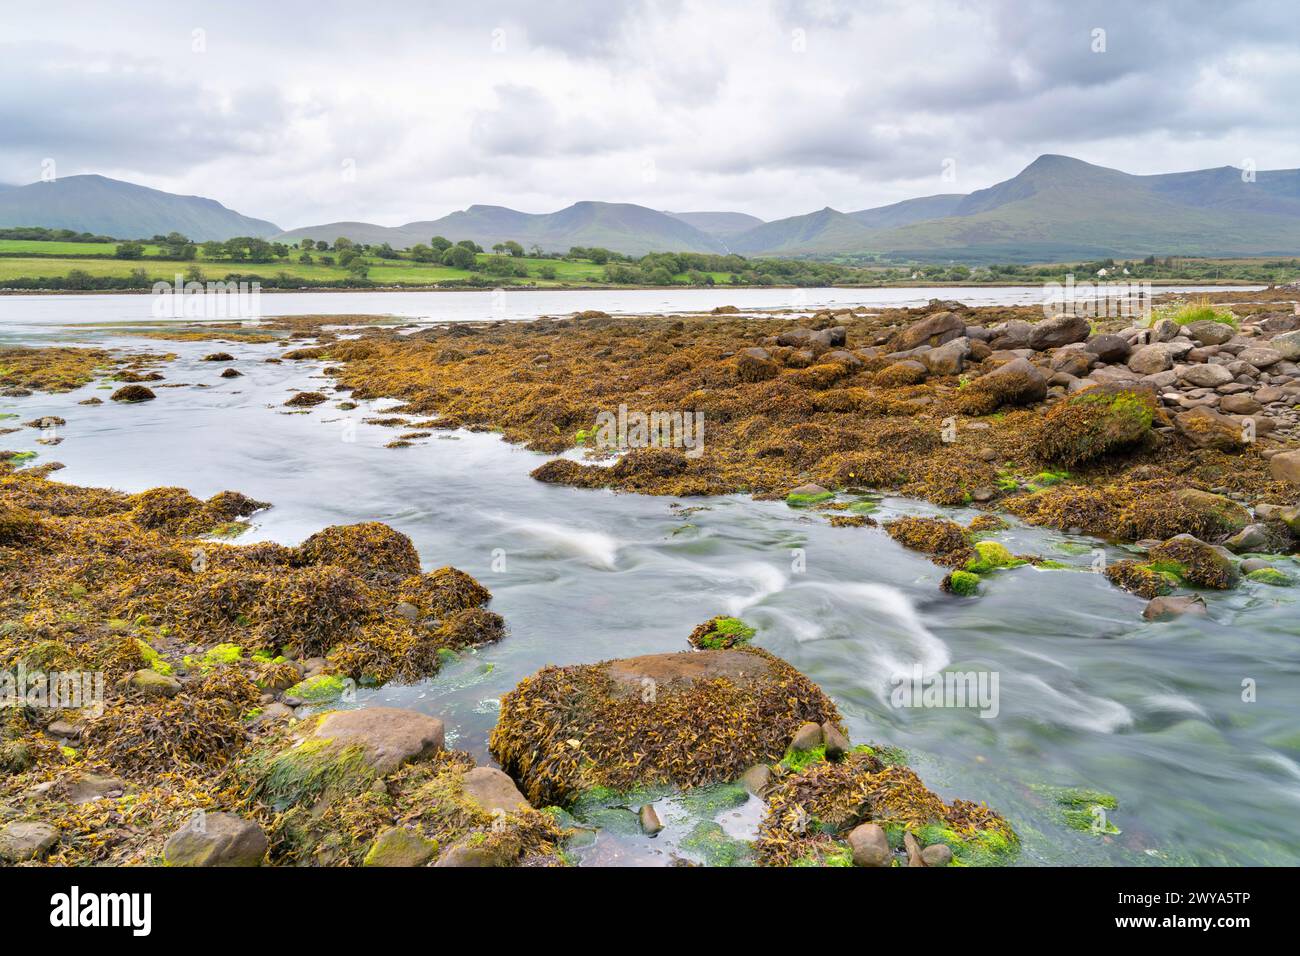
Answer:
[1,287,1296,867]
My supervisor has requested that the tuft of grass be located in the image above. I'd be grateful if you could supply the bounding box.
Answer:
[1150,297,1238,329]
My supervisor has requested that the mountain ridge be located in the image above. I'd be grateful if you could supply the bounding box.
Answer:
[0,174,280,241]
[6,157,1300,261]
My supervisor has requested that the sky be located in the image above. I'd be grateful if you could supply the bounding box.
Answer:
[3,0,1299,229]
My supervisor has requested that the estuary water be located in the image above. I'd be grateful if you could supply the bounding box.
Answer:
[0,287,1295,866]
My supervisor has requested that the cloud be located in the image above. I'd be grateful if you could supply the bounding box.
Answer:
[0,0,1297,225]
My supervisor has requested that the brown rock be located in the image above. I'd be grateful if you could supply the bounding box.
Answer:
[459,767,531,815]
[1269,449,1300,486]
[847,823,891,867]
[162,811,267,867]
[311,707,445,775]
[790,721,823,751]
[1142,594,1209,621]
[821,721,850,760]
[893,312,965,351]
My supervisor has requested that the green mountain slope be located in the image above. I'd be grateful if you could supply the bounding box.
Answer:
[666,210,766,239]
[727,207,879,256]
[0,174,280,240]
[867,156,1300,262]
[277,202,726,255]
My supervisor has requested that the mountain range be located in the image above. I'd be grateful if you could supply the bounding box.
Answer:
[0,174,279,242]
[4,156,1300,261]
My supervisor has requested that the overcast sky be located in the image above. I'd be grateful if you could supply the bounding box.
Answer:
[3,0,1298,229]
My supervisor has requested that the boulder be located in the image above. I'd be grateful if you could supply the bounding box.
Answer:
[0,821,58,862]
[874,359,928,386]
[988,320,1033,350]
[1151,318,1181,342]
[893,312,965,351]
[1085,333,1131,363]
[1224,524,1274,554]
[1271,330,1300,361]
[1174,406,1248,451]
[1028,314,1090,350]
[489,648,840,806]
[362,827,438,867]
[847,823,891,867]
[458,767,531,816]
[921,336,970,376]
[1269,449,1300,487]
[162,811,267,867]
[1128,343,1177,375]
[735,347,779,382]
[1237,347,1283,368]
[955,357,1048,414]
[66,773,126,805]
[1179,364,1234,388]
[1185,320,1236,346]
[311,707,445,775]
[903,830,926,867]
[434,837,516,868]
[1219,393,1262,416]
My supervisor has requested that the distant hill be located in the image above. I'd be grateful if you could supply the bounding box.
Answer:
[847,194,964,230]
[9,156,1300,261]
[868,156,1300,261]
[277,201,726,256]
[665,210,766,241]
[727,207,878,256]
[0,175,280,241]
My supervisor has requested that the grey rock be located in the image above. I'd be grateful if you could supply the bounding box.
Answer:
[1269,449,1300,486]
[1186,320,1236,345]
[1029,313,1091,350]
[0,821,59,862]
[1238,347,1283,368]
[1270,330,1300,361]
[1180,364,1234,388]
[1085,333,1131,363]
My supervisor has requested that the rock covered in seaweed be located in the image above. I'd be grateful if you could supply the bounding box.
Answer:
[489,647,842,807]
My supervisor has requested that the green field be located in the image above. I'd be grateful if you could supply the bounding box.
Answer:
[0,239,151,256]
[0,241,731,287]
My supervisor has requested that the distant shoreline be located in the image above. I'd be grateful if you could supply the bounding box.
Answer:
[0,279,1267,297]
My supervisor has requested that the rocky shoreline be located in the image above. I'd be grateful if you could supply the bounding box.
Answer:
[4,289,1299,867]
[0,464,1004,866]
